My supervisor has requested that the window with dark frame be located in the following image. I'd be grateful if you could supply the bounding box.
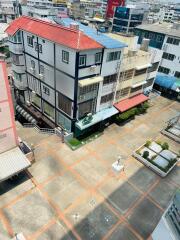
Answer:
[107,51,121,62]
[174,71,180,78]
[58,92,72,116]
[27,36,33,47]
[134,68,147,76]
[119,69,134,81]
[62,50,69,64]
[162,52,175,61]
[78,100,94,118]
[158,66,170,74]
[167,37,180,45]
[95,52,102,64]
[100,93,114,104]
[79,55,86,66]
[43,86,50,96]
[79,83,98,95]
[103,74,117,85]
[147,62,159,73]
[35,42,42,53]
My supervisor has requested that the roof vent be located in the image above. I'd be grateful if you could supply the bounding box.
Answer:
[70,22,79,30]
[140,38,150,52]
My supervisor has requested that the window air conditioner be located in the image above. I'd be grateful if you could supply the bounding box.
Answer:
[79,95,85,101]
[90,65,97,72]
[30,67,35,73]
[26,100,31,106]
[39,73,44,80]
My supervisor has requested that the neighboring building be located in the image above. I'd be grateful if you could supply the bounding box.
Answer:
[0,23,9,46]
[6,16,127,136]
[158,6,175,23]
[0,0,16,10]
[26,0,67,7]
[112,3,149,34]
[135,22,180,91]
[70,0,102,20]
[106,0,125,19]
[0,8,16,23]
[0,60,31,182]
[152,190,180,240]
[107,33,162,100]
[21,5,58,19]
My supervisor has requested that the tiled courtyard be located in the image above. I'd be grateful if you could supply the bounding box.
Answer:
[0,96,180,240]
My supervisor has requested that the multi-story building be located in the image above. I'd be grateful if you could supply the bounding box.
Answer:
[0,60,30,182]
[107,33,162,102]
[112,3,149,34]
[21,5,58,19]
[6,16,127,136]
[152,190,180,240]
[106,0,125,19]
[70,0,102,20]
[135,22,180,88]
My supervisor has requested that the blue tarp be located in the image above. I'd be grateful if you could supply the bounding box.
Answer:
[155,74,179,91]
[53,17,127,49]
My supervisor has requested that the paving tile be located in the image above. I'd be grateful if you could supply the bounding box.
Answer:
[109,223,139,240]
[128,166,158,192]
[72,155,109,187]
[165,166,180,187]
[149,181,177,209]
[0,220,9,240]
[3,190,55,236]
[106,182,141,214]
[36,221,76,240]
[66,194,118,240]
[29,155,65,184]
[127,198,162,239]
[43,172,86,211]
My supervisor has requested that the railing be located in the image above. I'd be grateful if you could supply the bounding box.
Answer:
[23,123,56,134]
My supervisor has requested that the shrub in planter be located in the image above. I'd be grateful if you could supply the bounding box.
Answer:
[156,140,162,146]
[116,108,137,122]
[162,142,169,150]
[145,140,151,147]
[136,150,141,155]
[143,151,149,159]
[136,102,149,114]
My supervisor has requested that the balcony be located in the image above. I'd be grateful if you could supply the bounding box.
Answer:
[8,41,23,54]
[12,64,25,74]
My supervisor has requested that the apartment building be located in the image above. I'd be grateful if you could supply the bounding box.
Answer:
[6,16,126,136]
[107,34,162,106]
[152,190,180,240]
[27,0,67,7]
[112,4,149,34]
[135,23,180,88]
[0,61,30,182]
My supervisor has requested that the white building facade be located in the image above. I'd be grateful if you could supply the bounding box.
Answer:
[6,16,126,136]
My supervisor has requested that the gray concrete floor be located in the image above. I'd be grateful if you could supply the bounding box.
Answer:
[0,96,180,240]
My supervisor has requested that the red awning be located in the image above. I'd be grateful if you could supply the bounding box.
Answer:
[114,94,149,112]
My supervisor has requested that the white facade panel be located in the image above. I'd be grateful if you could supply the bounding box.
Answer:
[55,44,76,77]
[38,38,54,66]
[78,65,101,78]
[41,83,55,106]
[56,70,75,100]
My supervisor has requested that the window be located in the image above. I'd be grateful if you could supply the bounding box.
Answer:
[13,71,22,82]
[27,36,33,47]
[103,74,117,85]
[143,78,154,88]
[79,55,86,66]
[43,101,55,119]
[134,68,147,76]
[62,50,69,64]
[167,37,180,45]
[11,53,20,65]
[95,52,102,64]
[148,62,159,72]
[35,43,42,53]
[174,71,180,78]
[78,100,94,118]
[40,65,44,75]
[162,52,175,61]
[131,86,142,94]
[31,60,35,69]
[58,92,72,116]
[116,87,130,100]
[107,51,121,62]
[79,83,98,95]
[157,35,163,42]
[119,69,134,81]
[43,86,50,96]
[100,93,114,104]
[158,66,170,74]
[32,94,41,109]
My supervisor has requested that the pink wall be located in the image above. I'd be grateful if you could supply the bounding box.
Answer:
[0,61,18,153]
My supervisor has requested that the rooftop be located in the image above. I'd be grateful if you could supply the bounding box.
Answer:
[5,16,103,51]
[54,17,127,49]
[136,22,180,38]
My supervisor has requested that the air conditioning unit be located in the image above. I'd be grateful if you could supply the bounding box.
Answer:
[26,101,31,106]
[39,73,44,80]
[90,65,97,72]
[30,67,35,74]
[79,95,85,101]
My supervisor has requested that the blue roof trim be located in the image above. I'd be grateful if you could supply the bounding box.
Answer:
[54,17,127,49]
[155,73,178,90]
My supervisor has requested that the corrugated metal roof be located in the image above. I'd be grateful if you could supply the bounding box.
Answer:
[0,147,31,182]
[54,17,127,49]
[155,74,180,91]
[5,16,103,50]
